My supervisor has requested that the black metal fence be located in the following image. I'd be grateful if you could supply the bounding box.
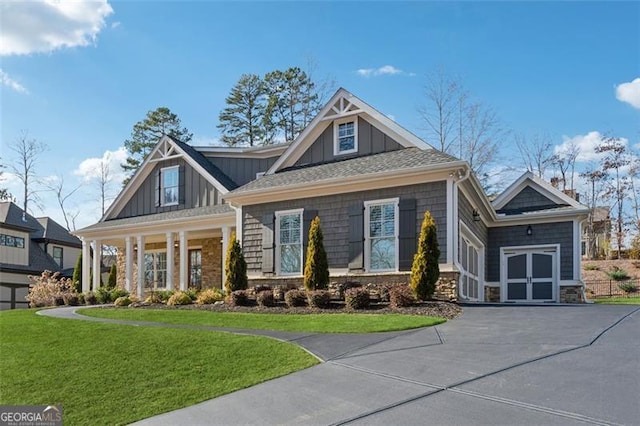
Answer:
[584,279,640,298]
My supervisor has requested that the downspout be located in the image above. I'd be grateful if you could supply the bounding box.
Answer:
[451,166,471,301]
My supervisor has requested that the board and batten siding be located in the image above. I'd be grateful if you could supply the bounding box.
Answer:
[487,221,574,281]
[499,186,562,213]
[458,191,489,276]
[116,158,219,219]
[242,181,447,273]
[206,156,279,188]
[0,228,29,265]
[294,117,403,167]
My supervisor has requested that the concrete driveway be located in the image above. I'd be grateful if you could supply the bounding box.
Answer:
[42,304,640,425]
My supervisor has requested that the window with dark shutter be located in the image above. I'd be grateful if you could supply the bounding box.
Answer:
[398,198,417,271]
[154,169,161,207]
[348,203,364,271]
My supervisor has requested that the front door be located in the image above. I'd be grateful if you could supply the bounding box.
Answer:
[503,248,556,302]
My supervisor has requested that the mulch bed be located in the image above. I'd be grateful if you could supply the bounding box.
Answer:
[127,300,463,320]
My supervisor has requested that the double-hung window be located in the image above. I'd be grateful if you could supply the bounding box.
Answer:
[52,246,63,268]
[161,166,179,206]
[276,209,303,275]
[144,251,167,289]
[334,118,358,155]
[365,199,399,272]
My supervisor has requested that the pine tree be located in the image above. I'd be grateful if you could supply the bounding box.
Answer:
[72,252,82,293]
[122,107,193,183]
[107,263,117,289]
[224,231,247,294]
[217,74,267,147]
[410,210,441,300]
[303,216,329,291]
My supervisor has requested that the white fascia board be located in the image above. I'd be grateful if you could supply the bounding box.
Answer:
[459,173,498,222]
[492,171,583,210]
[169,143,230,195]
[195,144,290,159]
[490,208,589,227]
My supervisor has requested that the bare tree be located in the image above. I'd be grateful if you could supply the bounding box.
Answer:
[45,175,81,231]
[515,132,554,178]
[8,131,47,213]
[0,158,14,201]
[580,167,609,259]
[303,55,337,127]
[97,153,115,216]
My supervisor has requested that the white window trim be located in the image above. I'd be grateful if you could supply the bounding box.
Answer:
[364,198,399,273]
[333,117,358,156]
[144,249,168,290]
[161,165,179,207]
[275,208,304,276]
[459,222,485,301]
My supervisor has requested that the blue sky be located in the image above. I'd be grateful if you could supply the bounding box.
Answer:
[1,1,638,229]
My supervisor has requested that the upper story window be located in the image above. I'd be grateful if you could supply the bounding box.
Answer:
[334,118,358,156]
[276,209,303,276]
[0,233,25,248]
[52,246,63,268]
[365,198,399,272]
[161,166,179,206]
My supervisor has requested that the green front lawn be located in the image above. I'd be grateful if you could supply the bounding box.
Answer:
[593,296,640,305]
[79,308,446,333]
[0,309,318,425]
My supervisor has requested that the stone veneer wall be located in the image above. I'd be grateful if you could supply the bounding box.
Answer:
[560,285,584,303]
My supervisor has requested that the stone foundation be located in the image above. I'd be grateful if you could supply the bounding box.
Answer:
[560,285,584,303]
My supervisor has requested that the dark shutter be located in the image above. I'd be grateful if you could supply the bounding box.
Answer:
[261,214,275,274]
[178,165,186,205]
[398,198,417,271]
[302,210,318,265]
[348,203,364,271]
[154,169,161,207]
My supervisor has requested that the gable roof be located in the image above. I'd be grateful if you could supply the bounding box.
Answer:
[267,88,435,173]
[35,217,82,247]
[0,202,80,246]
[103,135,236,220]
[0,202,40,232]
[492,171,585,211]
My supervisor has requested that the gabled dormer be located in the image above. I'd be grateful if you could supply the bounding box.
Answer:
[267,88,434,173]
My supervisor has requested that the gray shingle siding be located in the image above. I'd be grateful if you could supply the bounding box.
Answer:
[242,181,447,274]
[116,159,219,219]
[487,221,574,281]
[499,186,563,214]
[294,117,403,167]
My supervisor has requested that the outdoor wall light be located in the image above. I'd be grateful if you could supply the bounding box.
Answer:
[472,209,481,222]
[526,225,533,236]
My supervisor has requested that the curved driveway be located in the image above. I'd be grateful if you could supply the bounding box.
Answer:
[41,304,640,425]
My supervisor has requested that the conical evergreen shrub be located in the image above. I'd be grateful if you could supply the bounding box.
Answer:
[303,216,329,291]
[72,253,82,293]
[410,210,440,300]
[107,263,117,289]
[224,231,248,294]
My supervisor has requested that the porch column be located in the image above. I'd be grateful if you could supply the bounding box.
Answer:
[221,226,231,288]
[81,239,91,293]
[92,240,102,291]
[137,235,145,298]
[125,236,133,293]
[179,231,188,291]
[166,232,175,291]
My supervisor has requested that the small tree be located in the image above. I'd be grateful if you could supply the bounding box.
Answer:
[224,231,247,294]
[107,263,117,289]
[72,252,83,292]
[303,216,329,291]
[410,210,440,300]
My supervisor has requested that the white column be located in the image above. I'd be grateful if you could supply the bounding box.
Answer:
[125,237,133,293]
[81,239,91,293]
[166,232,175,290]
[137,235,145,298]
[221,226,231,287]
[92,240,102,291]
[179,231,188,291]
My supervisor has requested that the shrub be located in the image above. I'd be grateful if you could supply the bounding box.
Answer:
[195,288,224,305]
[227,290,250,306]
[303,216,329,291]
[26,270,77,308]
[77,293,85,305]
[114,296,132,307]
[224,231,248,294]
[608,267,629,281]
[84,292,97,305]
[62,293,80,306]
[107,264,117,289]
[156,290,175,302]
[583,264,599,271]
[618,282,638,294]
[307,290,331,308]
[285,289,307,307]
[389,285,416,308]
[167,291,192,306]
[185,288,199,301]
[257,291,276,307]
[144,293,163,304]
[345,288,370,310]
[410,210,440,300]
[72,253,83,293]
[96,287,113,304]
[110,288,129,300]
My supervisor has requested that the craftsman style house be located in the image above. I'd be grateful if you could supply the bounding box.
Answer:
[75,89,589,303]
[0,202,82,309]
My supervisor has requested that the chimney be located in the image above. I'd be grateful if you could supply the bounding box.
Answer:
[562,189,579,202]
[550,177,560,188]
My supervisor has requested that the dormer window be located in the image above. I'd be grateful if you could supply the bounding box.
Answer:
[334,117,358,156]
[161,166,179,206]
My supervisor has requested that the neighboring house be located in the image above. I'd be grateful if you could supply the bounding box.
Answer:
[0,202,82,309]
[581,206,611,259]
[75,89,589,303]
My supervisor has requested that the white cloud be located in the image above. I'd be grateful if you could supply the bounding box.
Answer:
[0,69,28,93]
[0,0,114,56]
[73,147,128,183]
[616,77,640,109]
[192,135,223,146]
[356,65,414,78]
[555,131,629,163]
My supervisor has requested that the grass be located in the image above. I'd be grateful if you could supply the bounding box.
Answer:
[79,308,446,333]
[593,296,640,305]
[0,309,318,426]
